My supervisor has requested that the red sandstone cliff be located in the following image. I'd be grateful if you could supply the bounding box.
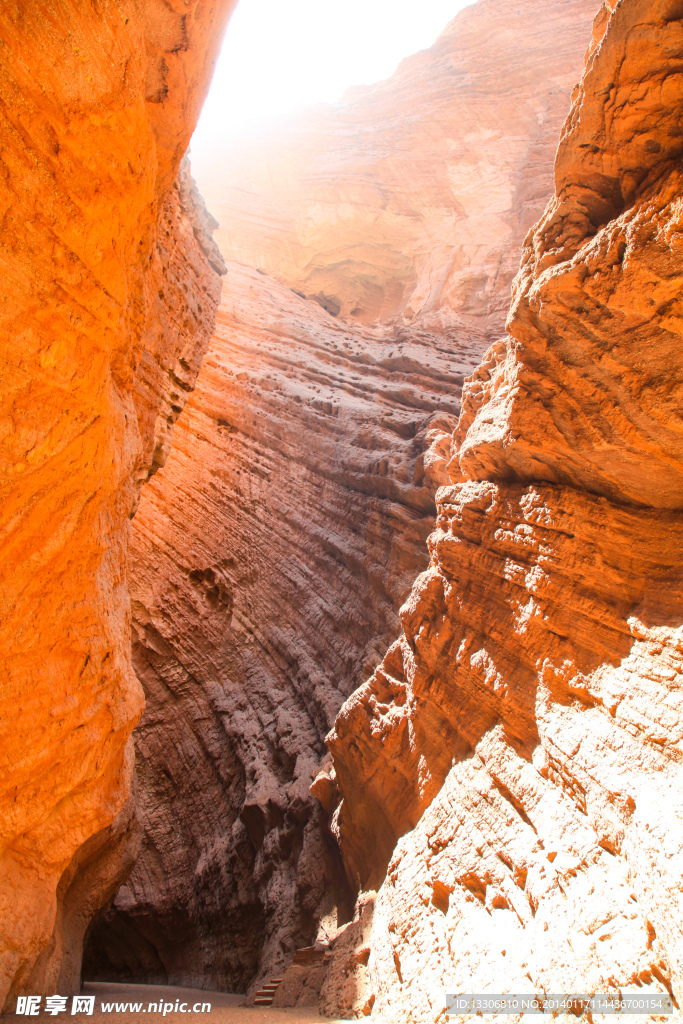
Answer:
[0,1,234,1010]
[83,262,479,992]
[84,0,600,999]
[325,0,683,1018]
[196,0,600,333]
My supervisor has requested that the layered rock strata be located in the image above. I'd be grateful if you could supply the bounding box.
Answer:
[196,0,600,334]
[85,0,600,997]
[83,261,484,992]
[0,1,234,1010]
[326,0,683,1018]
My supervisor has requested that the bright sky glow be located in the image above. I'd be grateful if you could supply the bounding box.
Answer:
[192,0,476,151]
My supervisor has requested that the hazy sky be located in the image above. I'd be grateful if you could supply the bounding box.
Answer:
[191,0,476,150]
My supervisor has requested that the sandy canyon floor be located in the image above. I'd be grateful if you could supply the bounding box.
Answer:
[1,984,347,1024]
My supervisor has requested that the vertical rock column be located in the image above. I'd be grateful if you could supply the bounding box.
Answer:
[0,0,234,1009]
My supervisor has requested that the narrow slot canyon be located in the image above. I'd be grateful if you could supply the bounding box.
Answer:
[83,0,598,1004]
[1,1,683,1022]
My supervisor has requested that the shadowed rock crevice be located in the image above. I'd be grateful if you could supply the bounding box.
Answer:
[84,265,465,994]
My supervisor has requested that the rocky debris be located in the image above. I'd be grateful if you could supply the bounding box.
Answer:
[269,948,329,1009]
[196,0,599,334]
[0,0,235,1010]
[318,896,377,1020]
[272,897,376,1019]
[325,1,683,1019]
[271,965,326,1011]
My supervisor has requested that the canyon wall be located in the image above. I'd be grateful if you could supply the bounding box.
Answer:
[85,0,600,998]
[326,0,683,1018]
[0,1,234,1011]
[196,0,600,334]
[83,262,481,993]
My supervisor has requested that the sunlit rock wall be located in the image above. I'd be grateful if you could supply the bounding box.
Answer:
[327,1,683,1018]
[196,0,599,332]
[0,1,234,1009]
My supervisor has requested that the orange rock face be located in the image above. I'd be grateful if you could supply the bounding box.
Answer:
[86,0,599,999]
[196,0,599,332]
[83,261,482,992]
[327,0,683,1018]
[0,1,234,1009]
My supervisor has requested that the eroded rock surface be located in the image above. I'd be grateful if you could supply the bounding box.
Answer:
[0,1,234,1009]
[326,1,683,1018]
[196,0,600,332]
[85,0,599,998]
[84,262,483,992]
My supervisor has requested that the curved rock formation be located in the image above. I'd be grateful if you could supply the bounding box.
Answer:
[326,0,683,1017]
[196,0,600,333]
[0,2,234,1010]
[83,261,481,992]
[86,0,600,999]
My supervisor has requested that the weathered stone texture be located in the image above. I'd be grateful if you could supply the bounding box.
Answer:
[196,0,599,334]
[326,1,683,1019]
[0,1,234,1009]
[84,262,482,992]
[85,0,599,1000]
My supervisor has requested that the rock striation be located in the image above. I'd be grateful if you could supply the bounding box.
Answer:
[83,261,483,992]
[85,0,600,999]
[196,0,600,334]
[0,1,234,1010]
[326,0,683,1018]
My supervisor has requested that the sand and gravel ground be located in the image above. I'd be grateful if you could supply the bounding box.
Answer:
[3,984,350,1024]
